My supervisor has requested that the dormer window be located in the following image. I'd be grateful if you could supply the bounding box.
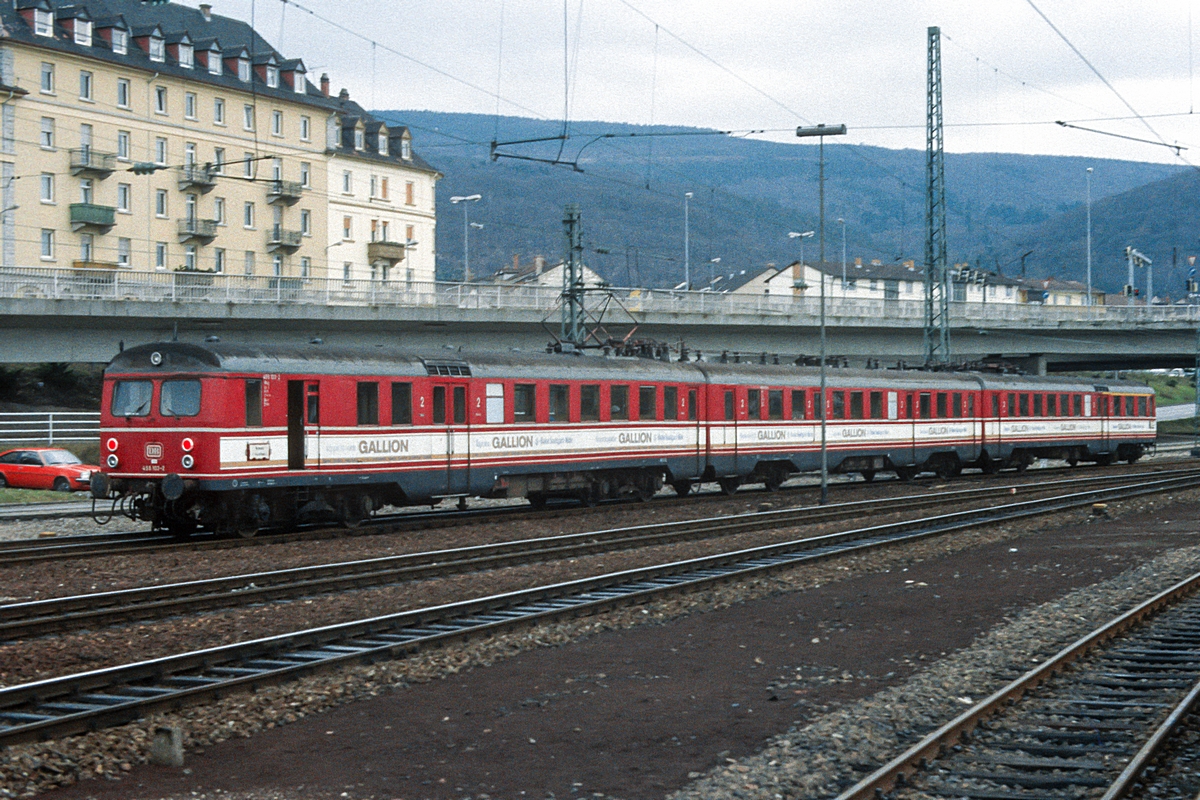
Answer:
[34,9,52,36]
[149,36,165,62]
[238,58,250,82]
[112,29,128,55]
[378,135,388,156]
[401,138,412,160]
[208,52,221,75]
[293,72,306,94]
[178,43,193,68]
[354,128,364,150]
[266,65,279,88]
[74,19,92,46]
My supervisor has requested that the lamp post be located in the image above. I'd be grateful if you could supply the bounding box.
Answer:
[684,191,694,290]
[449,194,481,282]
[790,229,826,503]
[1085,167,1093,308]
[837,217,847,290]
[796,124,847,265]
[708,257,720,285]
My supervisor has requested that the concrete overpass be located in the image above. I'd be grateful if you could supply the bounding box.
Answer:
[0,265,1195,372]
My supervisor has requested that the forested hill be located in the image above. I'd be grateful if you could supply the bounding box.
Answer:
[377,110,1183,292]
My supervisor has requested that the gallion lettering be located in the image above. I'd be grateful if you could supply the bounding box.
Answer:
[358,439,409,455]
[618,432,653,444]
[493,435,535,449]
[757,430,785,440]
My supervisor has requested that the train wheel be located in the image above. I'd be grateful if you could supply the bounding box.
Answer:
[635,483,655,502]
[1067,450,1079,467]
[895,466,917,482]
[527,493,547,510]
[1096,453,1114,466]
[671,481,694,497]
[234,518,259,539]
[718,477,740,495]
[762,470,784,492]
[338,493,372,529]
[166,521,197,540]
[578,488,599,507]
[979,453,999,475]
[860,470,876,483]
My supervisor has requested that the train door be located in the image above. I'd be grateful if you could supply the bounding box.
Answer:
[686,386,702,478]
[432,380,470,495]
[286,380,320,469]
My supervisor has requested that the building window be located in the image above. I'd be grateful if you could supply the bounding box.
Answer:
[184,245,197,270]
[266,65,279,88]
[39,117,54,149]
[405,224,414,245]
[78,178,93,204]
[271,110,282,136]
[342,170,352,194]
[213,196,225,224]
[244,250,255,275]
[343,262,351,283]
[155,137,167,165]
[39,173,53,203]
[271,157,282,181]
[243,202,254,228]
[40,62,53,94]
[117,182,130,212]
[300,116,310,140]
[213,147,225,173]
[401,138,411,160]
[34,9,52,37]
[116,77,130,108]
[370,175,377,198]
[354,128,364,150]
[405,181,414,205]
[155,189,168,217]
[183,142,196,166]
[380,178,389,200]
[213,97,225,125]
[342,216,352,240]
[213,248,225,273]
[293,72,306,94]
[154,85,167,114]
[299,162,310,187]
[112,29,128,55]
[184,92,197,119]
[155,242,167,269]
[149,36,165,62]
[40,229,53,259]
[116,130,130,160]
[378,134,388,156]
[272,254,283,276]
[300,209,311,236]
[117,237,130,266]
[242,104,254,130]
[237,59,250,82]
[74,19,92,46]
[78,70,93,101]
[380,220,389,241]
[178,43,194,69]
[243,152,254,178]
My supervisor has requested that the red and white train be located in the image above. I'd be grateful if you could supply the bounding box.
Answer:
[92,342,1156,536]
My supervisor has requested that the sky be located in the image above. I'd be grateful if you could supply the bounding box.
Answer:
[176,0,1200,166]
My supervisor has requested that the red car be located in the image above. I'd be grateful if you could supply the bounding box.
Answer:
[0,448,98,492]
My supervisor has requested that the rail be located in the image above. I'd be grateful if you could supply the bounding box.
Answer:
[0,412,99,444]
[0,265,1196,327]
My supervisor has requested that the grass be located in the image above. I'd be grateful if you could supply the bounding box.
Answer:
[1126,372,1196,406]
[0,486,87,503]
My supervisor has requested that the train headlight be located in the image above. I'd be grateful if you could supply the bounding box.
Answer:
[105,454,119,469]
[106,438,118,452]
[181,437,194,452]
[181,454,195,469]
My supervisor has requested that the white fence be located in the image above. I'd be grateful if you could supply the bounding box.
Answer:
[0,264,1196,328]
[0,412,100,444]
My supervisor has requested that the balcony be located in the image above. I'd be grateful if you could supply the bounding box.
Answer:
[266,226,302,253]
[367,240,409,264]
[177,218,218,244]
[177,164,219,193]
[69,203,116,233]
[266,179,303,206]
[69,148,117,179]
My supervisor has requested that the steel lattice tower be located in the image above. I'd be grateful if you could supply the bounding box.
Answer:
[924,25,950,365]
[561,203,585,347]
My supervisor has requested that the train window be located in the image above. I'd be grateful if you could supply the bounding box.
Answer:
[639,386,657,420]
[1138,396,1147,417]
[967,394,975,417]
[391,382,412,425]
[453,386,466,424]
[112,380,153,417]
[747,389,761,420]
[1073,394,1082,416]
[1019,394,1030,417]
[832,391,845,419]
[485,383,504,424]
[549,385,569,423]
[816,390,825,420]
[936,393,947,418]
[768,389,784,420]
[580,385,601,422]
[791,390,806,420]
[952,392,962,418]
[687,389,697,421]
[356,382,379,425]
[433,386,446,424]
[306,384,319,424]
[664,386,679,420]
[1007,393,1017,417]
[1033,394,1043,417]
[245,379,263,427]
[724,390,734,421]
[1149,396,1156,416]
[157,380,200,418]
[514,384,536,423]
[991,394,1000,417]
[1046,394,1057,416]
[848,392,863,420]
[919,393,931,419]
[869,391,883,419]
[610,385,630,421]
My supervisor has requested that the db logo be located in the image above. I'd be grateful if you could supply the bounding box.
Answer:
[144,442,164,459]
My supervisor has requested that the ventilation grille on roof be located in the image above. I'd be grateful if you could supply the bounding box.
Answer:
[423,361,471,377]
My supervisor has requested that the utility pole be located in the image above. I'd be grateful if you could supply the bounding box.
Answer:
[924,25,949,366]
[561,203,584,348]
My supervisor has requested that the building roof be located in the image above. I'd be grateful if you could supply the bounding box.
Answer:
[1019,277,1100,294]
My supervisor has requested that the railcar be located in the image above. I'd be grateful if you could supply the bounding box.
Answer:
[91,342,1156,536]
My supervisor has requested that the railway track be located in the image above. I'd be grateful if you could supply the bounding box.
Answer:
[835,567,1200,800]
[0,469,1196,747]
[0,461,1184,567]
[2,469,1197,642]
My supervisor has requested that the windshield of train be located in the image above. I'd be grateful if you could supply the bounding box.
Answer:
[160,380,202,417]
[111,380,153,417]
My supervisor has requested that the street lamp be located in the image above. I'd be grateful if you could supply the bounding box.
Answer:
[796,124,847,264]
[789,229,826,504]
[1085,167,1093,307]
[449,194,481,282]
[709,257,721,285]
[684,191,694,290]
[788,230,815,267]
[837,217,847,290]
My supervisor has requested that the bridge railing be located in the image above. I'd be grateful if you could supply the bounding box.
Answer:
[0,412,99,444]
[0,265,1196,327]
